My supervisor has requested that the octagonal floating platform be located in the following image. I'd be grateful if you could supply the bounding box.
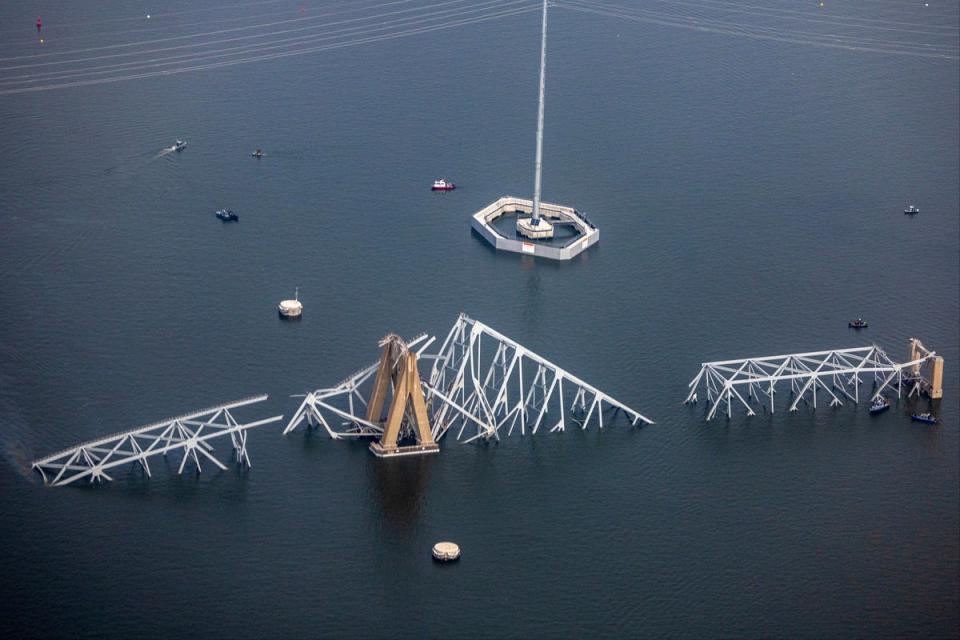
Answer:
[470,196,599,260]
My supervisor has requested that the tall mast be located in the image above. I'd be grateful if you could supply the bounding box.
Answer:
[531,0,548,224]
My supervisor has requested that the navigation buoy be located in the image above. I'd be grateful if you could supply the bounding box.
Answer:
[432,541,460,561]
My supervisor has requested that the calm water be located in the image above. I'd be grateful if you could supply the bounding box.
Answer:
[1,1,958,637]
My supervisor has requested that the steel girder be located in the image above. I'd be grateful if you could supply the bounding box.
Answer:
[684,344,937,420]
[33,395,282,486]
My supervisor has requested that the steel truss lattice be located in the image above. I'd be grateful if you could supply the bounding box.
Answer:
[684,343,937,420]
[284,314,653,443]
[33,396,282,486]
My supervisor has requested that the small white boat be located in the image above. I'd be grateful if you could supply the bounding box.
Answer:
[278,288,303,318]
[173,140,187,152]
[431,178,456,191]
[904,204,919,214]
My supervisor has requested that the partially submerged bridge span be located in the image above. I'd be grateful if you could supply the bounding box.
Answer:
[684,339,941,421]
[33,395,282,486]
[426,314,653,442]
[284,314,653,451]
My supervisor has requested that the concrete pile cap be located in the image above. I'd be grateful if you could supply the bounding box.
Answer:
[432,541,461,561]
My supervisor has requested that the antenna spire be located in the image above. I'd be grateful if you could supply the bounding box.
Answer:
[531,0,549,224]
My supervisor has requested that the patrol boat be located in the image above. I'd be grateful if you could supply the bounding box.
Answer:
[869,397,890,414]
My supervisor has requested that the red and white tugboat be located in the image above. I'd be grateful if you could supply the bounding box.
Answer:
[431,178,456,191]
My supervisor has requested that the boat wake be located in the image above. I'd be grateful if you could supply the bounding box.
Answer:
[154,146,177,158]
[0,366,40,482]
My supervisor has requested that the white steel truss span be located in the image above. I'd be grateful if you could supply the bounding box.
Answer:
[684,344,937,421]
[426,314,653,441]
[33,395,283,486]
[283,334,433,440]
[284,314,653,443]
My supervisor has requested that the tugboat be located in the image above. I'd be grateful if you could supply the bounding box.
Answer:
[252,149,265,158]
[849,318,868,329]
[904,204,919,215]
[910,412,937,425]
[215,209,238,222]
[431,178,456,191]
[173,140,187,152]
[869,396,890,414]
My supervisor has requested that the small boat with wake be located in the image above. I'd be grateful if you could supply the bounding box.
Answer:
[849,318,868,329]
[910,412,937,425]
[904,204,919,215]
[869,396,890,414]
[173,140,187,152]
[431,178,455,191]
[216,209,238,222]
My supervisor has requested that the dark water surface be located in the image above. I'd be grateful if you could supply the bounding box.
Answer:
[1,1,958,638]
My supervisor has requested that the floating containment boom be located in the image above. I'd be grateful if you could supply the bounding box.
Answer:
[684,339,942,420]
[285,314,652,451]
[32,395,282,486]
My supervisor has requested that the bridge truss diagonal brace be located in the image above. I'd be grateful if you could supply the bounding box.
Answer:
[284,315,654,447]
[32,395,283,487]
[426,314,654,443]
[282,334,434,439]
[684,343,937,421]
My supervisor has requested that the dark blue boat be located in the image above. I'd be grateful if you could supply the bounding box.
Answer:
[910,412,937,425]
[869,397,890,414]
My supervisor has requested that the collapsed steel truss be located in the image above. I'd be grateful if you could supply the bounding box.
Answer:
[684,343,937,420]
[283,334,434,440]
[285,314,653,444]
[33,395,282,486]
[426,314,653,441]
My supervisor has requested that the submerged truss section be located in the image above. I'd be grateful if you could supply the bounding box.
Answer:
[283,334,434,440]
[285,314,653,446]
[425,314,653,442]
[33,395,283,486]
[684,342,938,421]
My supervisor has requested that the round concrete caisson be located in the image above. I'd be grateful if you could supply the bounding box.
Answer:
[432,541,461,562]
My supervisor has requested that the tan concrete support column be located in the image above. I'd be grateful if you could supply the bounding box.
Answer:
[367,335,438,457]
[909,339,922,376]
[930,356,944,399]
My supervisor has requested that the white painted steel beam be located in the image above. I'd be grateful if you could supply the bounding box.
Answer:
[285,314,654,445]
[685,344,937,420]
[33,395,282,486]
